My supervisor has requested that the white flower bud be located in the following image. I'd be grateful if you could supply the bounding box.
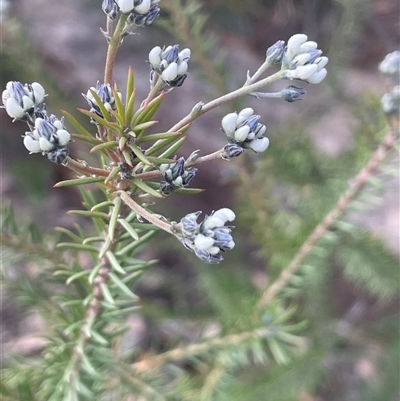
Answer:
[57,129,71,147]
[194,234,215,250]
[23,135,41,153]
[161,62,178,82]
[134,0,151,14]
[117,0,134,14]
[299,41,317,52]
[178,48,191,62]
[296,64,319,80]
[212,208,236,223]
[286,34,308,62]
[149,46,162,67]
[221,112,238,134]
[207,246,220,255]
[203,216,225,230]
[234,125,250,142]
[5,97,26,119]
[39,136,54,152]
[249,137,269,153]
[307,68,327,84]
[176,61,188,76]
[31,82,46,104]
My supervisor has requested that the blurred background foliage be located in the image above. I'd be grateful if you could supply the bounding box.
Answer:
[1,0,399,400]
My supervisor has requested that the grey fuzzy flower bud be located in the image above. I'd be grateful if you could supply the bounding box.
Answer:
[160,157,197,194]
[83,81,121,118]
[281,85,306,102]
[102,0,119,19]
[127,5,160,27]
[222,144,245,159]
[266,40,285,65]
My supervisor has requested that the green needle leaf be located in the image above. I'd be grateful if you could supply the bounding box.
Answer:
[109,197,122,242]
[118,218,140,240]
[100,283,115,306]
[62,110,93,137]
[131,177,163,198]
[106,251,126,274]
[109,272,139,300]
[54,177,105,187]
[66,269,91,285]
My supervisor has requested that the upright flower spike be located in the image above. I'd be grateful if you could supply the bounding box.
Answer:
[83,81,121,117]
[221,108,269,153]
[23,115,71,164]
[281,34,328,84]
[177,208,236,264]
[2,81,46,121]
[148,44,191,87]
[159,157,197,195]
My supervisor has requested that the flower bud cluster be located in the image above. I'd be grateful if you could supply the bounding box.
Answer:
[221,108,269,154]
[2,80,71,164]
[102,0,160,26]
[148,45,191,87]
[178,208,236,264]
[83,81,122,118]
[23,115,71,164]
[381,85,400,116]
[2,81,46,122]
[282,34,328,84]
[380,51,400,116]
[379,51,400,79]
[159,157,197,195]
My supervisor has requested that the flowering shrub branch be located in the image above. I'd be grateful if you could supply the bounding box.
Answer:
[0,1,345,397]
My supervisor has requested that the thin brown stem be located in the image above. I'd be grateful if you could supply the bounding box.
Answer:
[104,15,128,84]
[64,157,109,177]
[117,190,173,234]
[167,71,283,133]
[258,127,399,308]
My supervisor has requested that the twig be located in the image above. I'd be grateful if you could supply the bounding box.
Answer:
[131,327,271,372]
[117,190,172,233]
[258,127,399,308]
[64,157,109,177]
[167,71,283,133]
[104,15,128,84]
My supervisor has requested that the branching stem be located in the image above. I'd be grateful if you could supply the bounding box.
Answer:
[258,127,399,308]
[168,71,283,133]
